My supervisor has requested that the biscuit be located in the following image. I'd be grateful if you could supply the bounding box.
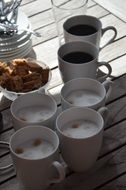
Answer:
[0,59,50,92]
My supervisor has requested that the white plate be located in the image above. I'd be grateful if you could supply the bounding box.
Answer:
[0,34,32,53]
[0,39,32,55]
[0,40,32,61]
[0,32,31,48]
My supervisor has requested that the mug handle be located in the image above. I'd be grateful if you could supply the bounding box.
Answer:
[102,80,113,102]
[0,141,13,171]
[49,161,65,184]
[100,26,117,50]
[98,106,108,118]
[98,107,109,127]
[97,62,112,81]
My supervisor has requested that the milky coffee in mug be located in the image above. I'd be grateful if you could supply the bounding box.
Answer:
[11,92,57,131]
[61,77,112,111]
[0,126,65,190]
[56,107,104,172]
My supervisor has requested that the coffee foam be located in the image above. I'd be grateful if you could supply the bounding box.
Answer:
[15,138,54,159]
[62,119,98,138]
[17,105,53,122]
[66,89,101,107]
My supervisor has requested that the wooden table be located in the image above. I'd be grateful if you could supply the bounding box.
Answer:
[1,0,126,189]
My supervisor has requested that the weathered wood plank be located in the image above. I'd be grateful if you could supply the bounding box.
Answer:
[0,177,18,190]
[87,0,96,7]
[49,146,126,190]
[1,109,13,131]
[99,37,126,64]
[109,55,126,77]
[28,4,108,32]
[106,74,126,102]
[105,96,126,126]
[98,173,126,190]
[0,154,15,184]
[100,120,126,156]
[20,0,52,17]
[0,129,14,157]
[94,0,126,22]
[21,0,35,6]
[23,2,100,35]
[20,0,95,19]
[0,128,14,143]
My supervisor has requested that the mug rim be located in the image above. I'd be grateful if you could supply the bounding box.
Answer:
[10,92,57,124]
[51,0,88,11]
[58,41,98,65]
[63,14,102,36]
[60,77,106,108]
[56,107,104,140]
[9,125,59,161]
[63,15,102,39]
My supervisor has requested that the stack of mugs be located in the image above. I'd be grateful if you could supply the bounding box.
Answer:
[0,1,118,190]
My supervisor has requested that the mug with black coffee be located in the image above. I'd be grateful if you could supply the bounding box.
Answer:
[63,15,117,49]
[58,41,112,83]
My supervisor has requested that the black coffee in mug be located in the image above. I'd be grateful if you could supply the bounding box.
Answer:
[62,52,93,64]
[67,24,97,36]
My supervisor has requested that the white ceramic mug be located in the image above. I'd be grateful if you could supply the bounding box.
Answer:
[58,41,112,83]
[0,126,65,190]
[56,107,104,172]
[10,91,57,131]
[61,77,111,111]
[63,15,117,49]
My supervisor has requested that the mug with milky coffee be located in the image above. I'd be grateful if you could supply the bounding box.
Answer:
[63,15,117,49]
[61,77,111,111]
[11,91,57,131]
[0,126,65,190]
[56,107,104,172]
